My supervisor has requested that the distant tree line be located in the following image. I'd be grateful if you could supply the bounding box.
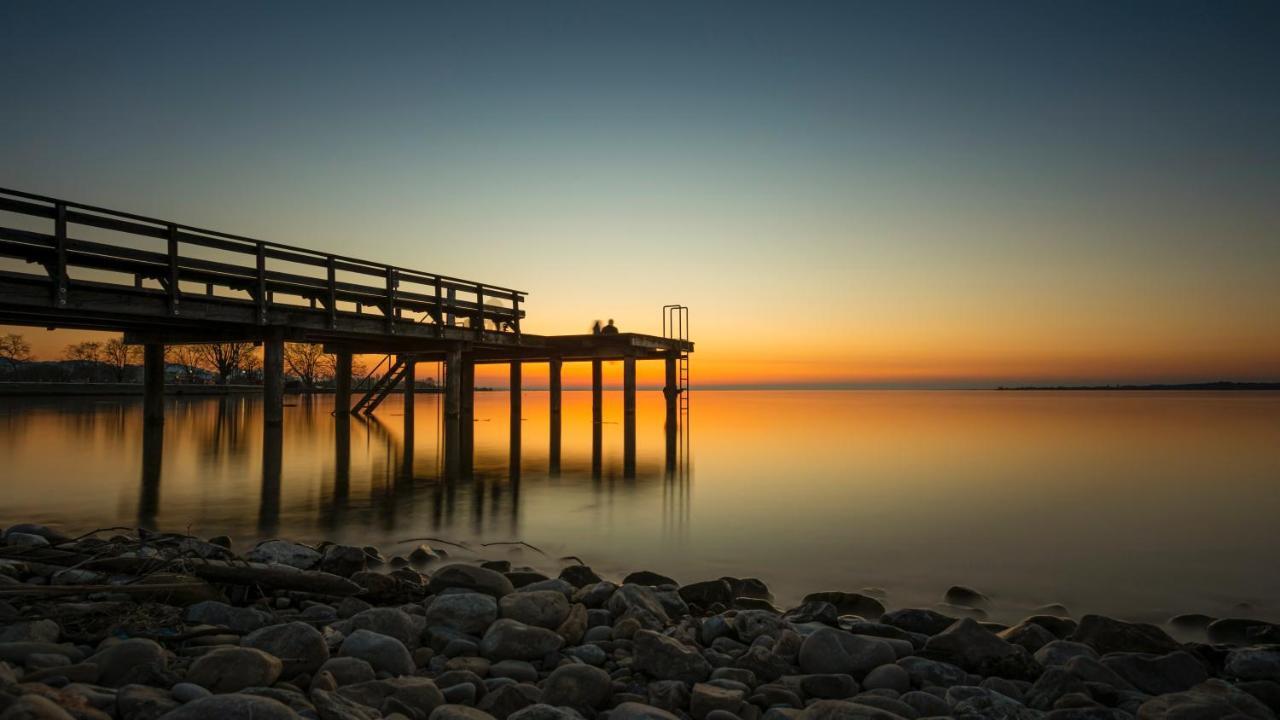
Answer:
[0,332,366,387]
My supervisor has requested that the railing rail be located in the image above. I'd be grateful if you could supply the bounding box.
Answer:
[0,187,526,331]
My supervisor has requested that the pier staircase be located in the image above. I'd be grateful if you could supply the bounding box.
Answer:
[351,354,407,414]
[663,304,690,413]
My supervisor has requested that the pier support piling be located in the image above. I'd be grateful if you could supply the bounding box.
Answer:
[510,360,522,423]
[445,350,462,421]
[402,355,416,416]
[623,354,637,421]
[143,343,165,425]
[549,358,562,418]
[591,359,603,423]
[263,335,284,426]
[334,351,352,414]
[664,355,678,425]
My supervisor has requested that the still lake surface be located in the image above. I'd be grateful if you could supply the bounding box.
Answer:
[2,389,1278,624]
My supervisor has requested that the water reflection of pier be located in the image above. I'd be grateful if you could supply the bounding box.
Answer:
[137,392,690,539]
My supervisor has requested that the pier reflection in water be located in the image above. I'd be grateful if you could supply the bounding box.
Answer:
[56,389,689,554]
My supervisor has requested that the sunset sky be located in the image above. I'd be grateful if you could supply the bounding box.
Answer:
[2,1,1278,387]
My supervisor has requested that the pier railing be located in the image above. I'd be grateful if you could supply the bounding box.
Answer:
[0,187,525,334]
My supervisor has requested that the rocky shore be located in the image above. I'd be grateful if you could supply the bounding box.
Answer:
[1,525,1278,720]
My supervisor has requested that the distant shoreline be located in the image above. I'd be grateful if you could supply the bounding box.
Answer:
[996,381,1280,391]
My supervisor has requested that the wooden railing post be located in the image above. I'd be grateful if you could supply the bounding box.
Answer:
[475,283,484,338]
[166,224,180,316]
[326,256,337,329]
[255,241,267,325]
[385,267,398,335]
[511,291,521,336]
[52,202,67,307]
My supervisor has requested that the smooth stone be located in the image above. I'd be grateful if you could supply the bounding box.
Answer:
[1069,615,1179,655]
[517,579,575,598]
[861,664,909,693]
[1034,641,1099,667]
[1136,678,1274,719]
[4,532,50,547]
[242,621,329,677]
[680,580,736,609]
[944,586,991,609]
[574,582,618,609]
[734,610,791,643]
[344,607,421,649]
[246,539,321,569]
[432,591,501,630]
[339,629,415,676]
[0,642,83,665]
[946,685,1038,719]
[623,571,678,587]
[1225,647,1280,682]
[690,682,745,720]
[610,702,682,720]
[431,705,498,720]
[1207,618,1280,646]
[183,601,272,633]
[798,673,859,699]
[320,544,368,577]
[541,664,613,710]
[153,693,297,720]
[429,564,516,598]
[0,619,60,644]
[923,618,1039,680]
[799,699,912,720]
[171,683,211,703]
[480,619,565,661]
[558,566,602,589]
[798,628,896,677]
[501,591,571,630]
[556,603,588,645]
[491,660,539,682]
[1025,667,1088,711]
[880,609,957,636]
[508,705,586,720]
[0,695,74,720]
[895,656,969,688]
[85,639,169,688]
[632,629,712,683]
[648,680,691,712]
[1101,651,1207,695]
[118,683,181,719]
[846,694,917,718]
[998,622,1057,653]
[900,690,950,717]
[476,682,541,718]
[784,601,840,626]
[608,585,671,633]
[319,657,378,686]
[801,592,886,619]
[311,687,380,720]
[186,646,283,694]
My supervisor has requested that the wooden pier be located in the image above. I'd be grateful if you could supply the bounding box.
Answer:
[0,187,692,445]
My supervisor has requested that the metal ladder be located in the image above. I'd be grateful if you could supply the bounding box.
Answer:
[662,304,690,413]
[351,354,407,414]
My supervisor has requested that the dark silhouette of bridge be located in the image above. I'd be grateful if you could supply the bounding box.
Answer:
[0,187,692,471]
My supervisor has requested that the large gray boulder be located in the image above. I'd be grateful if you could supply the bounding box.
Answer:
[427,592,499,634]
[479,619,565,661]
[339,629,415,676]
[85,638,170,688]
[185,647,283,694]
[155,693,297,720]
[500,590,570,629]
[540,664,612,711]
[243,621,329,677]
[428,564,515,598]
[923,618,1040,680]
[798,628,895,677]
[632,629,711,683]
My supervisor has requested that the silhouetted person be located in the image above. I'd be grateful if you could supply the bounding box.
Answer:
[591,320,602,335]
[601,319,619,335]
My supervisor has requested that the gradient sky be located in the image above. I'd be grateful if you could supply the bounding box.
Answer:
[2,1,1278,387]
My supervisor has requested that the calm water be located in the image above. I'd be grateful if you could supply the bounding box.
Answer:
[2,389,1278,625]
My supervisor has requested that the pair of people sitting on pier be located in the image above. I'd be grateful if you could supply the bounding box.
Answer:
[592,319,619,335]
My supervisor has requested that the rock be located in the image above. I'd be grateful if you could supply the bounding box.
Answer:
[632,629,712,683]
[690,683,745,720]
[320,545,368,577]
[479,619,565,661]
[541,664,612,710]
[1207,618,1280,646]
[508,706,584,720]
[1025,615,1078,640]
[896,656,969,688]
[345,607,420,649]
[1069,615,1179,655]
[247,539,322,569]
[798,628,897,677]
[799,699,913,720]
[1237,680,1280,715]
[0,620,60,644]
[844,695,916,718]
[183,601,272,633]
[243,621,329,677]
[171,684,211,703]
[998,622,1057,652]
[0,695,75,720]
[1025,667,1088,710]
[861,664,909,693]
[558,566,602,588]
[518,579,575,599]
[491,660,539,682]
[117,684,180,720]
[4,532,50,548]
[610,702,683,720]
[801,592,886,619]
[1101,650,1207,695]
[880,608,957,636]
[0,642,82,666]
[1136,678,1273,719]
[476,683,540,719]
[901,690,949,717]
[337,677,445,718]
[339,629,416,676]
[924,618,1040,680]
[623,571,678,587]
[734,610,790,642]
[680,580,736,609]
[500,591,570,629]
[943,586,990,609]
[784,601,840,626]
[431,705,497,720]
[608,585,670,633]
[555,603,588,645]
[85,639,170,688]
[1034,641,1098,667]
[186,647,283,694]
[427,592,499,634]
[429,565,515,598]
[153,693,297,720]
[794,672,855,699]
[320,657,377,686]
[310,687,380,720]
[947,686,1040,719]
[1226,647,1280,682]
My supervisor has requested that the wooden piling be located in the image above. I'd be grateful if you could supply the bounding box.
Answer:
[549,357,562,418]
[623,354,637,420]
[334,351,352,414]
[263,336,284,426]
[445,350,462,421]
[510,359,522,424]
[403,355,416,417]
[143,343,165,425]
[591,358,603,423]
